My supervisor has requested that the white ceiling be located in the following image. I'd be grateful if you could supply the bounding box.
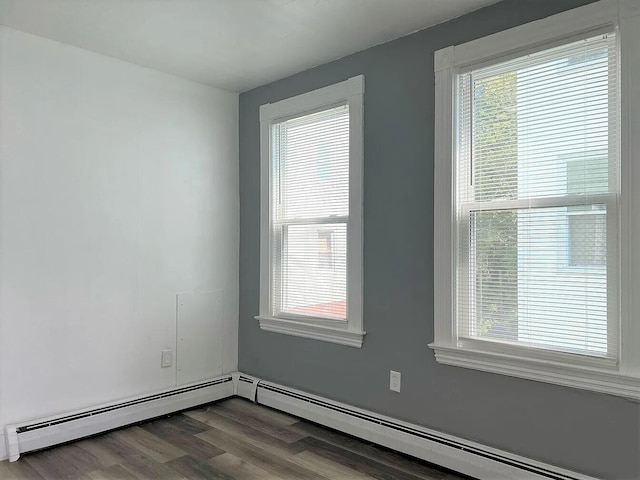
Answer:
[0,0,498,92]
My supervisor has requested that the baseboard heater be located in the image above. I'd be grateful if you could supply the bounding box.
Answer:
[4,375,234,462]
[236,374,598,480]
[4,373,599,480]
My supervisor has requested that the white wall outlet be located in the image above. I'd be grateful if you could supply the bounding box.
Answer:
[161,349,173,368]
[390,370,401,393]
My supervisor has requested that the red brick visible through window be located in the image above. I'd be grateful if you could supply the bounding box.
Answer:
[290,301,346,319]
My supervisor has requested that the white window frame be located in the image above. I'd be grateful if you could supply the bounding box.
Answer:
[431,0,640,400]
[256,76,365,348]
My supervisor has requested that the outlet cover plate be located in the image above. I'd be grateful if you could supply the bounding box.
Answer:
[161,349,173,368]
[390,370,401,393]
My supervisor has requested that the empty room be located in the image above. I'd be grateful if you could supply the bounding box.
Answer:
[0,0,638,479]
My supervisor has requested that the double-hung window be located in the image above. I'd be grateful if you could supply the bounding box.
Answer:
[431,0,640,399]
[257,76,365,347]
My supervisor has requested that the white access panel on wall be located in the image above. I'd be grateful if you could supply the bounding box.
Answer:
[176,291,224,385]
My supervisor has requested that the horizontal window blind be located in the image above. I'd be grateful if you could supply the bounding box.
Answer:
[456,32,618,358]
[271,105,349,320]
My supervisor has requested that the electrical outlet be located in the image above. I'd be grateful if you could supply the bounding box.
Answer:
[390,370,401,393]
[161,349,173,368]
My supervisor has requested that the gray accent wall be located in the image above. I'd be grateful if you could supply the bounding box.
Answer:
[238,1,640,478]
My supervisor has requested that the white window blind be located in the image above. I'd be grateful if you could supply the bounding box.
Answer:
[455,32,619,359]
[271,104,349,321]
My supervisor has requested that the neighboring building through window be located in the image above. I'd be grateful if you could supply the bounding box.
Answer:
[565,154,608,267]
[257,76,364,348]
[567,206,607,267]
[317,229,335,269]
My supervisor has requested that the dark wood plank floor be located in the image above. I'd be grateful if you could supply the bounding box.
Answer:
[0,398,468,480]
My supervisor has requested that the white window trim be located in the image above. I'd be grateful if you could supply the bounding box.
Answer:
[257,76,365,348]
[431,0,640,400]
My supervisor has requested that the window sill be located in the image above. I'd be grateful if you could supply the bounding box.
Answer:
[256,316,365,348]
[429,343,640,401]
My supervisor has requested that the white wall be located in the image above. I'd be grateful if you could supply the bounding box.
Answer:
[0,26,239,449]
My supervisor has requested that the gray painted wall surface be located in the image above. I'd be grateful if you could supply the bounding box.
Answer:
[238,1,640,478]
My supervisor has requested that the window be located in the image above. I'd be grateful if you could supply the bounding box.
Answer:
[457,32,618,357]
[257,76,364,347]
[432,1,640,400]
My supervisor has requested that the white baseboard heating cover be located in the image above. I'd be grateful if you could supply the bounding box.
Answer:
[236,374,598,480]
[4,375,234,462]
[3,372,600,480]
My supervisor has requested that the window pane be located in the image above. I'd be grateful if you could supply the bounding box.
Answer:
[275,223,347,320]
[462,207,608,356]
[273,105,349,220]
[456,32,617,359]
[271,104,350,321]
[460,33,616,203]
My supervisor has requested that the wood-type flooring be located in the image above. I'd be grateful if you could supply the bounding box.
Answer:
[0,398,469,480]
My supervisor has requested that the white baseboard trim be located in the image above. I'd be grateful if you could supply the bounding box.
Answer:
[0,372,600,480]
[236,373,598,480]
[4,376,234,462]
[0,432,6,461]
